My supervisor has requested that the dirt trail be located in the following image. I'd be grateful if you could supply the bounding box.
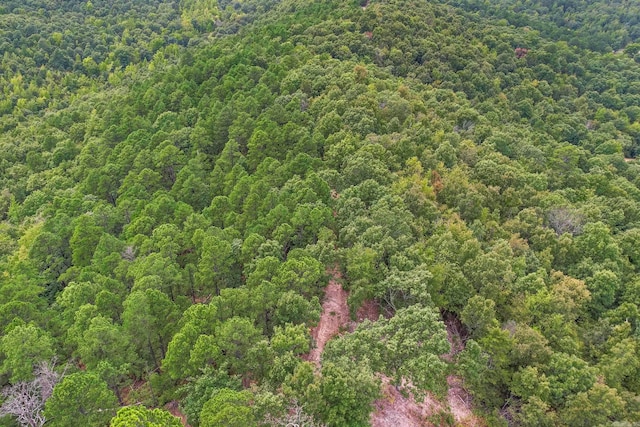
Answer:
[307,268,350,365]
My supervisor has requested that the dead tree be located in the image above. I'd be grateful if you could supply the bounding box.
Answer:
[0,361,64,427]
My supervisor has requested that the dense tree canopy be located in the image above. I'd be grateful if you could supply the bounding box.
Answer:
[1,0,640,425]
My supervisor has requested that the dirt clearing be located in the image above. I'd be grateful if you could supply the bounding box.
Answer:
[370,376,449,427]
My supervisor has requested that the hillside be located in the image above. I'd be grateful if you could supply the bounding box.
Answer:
[1,0,640,426]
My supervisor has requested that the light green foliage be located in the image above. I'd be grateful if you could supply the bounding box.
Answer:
[127,253,185,300]
[457,339,502,407]
[272,254,324,297]
[195,233,235,297]
[110,406,182,427]
[514,396,557,427]
[214,317,262,374]
[0,323,54,383]
[372,265,433,313]
[300,357,380,427]
[598,338,640,391]
[545,352,597,407]
[199,388,255,427]
[162,304,218,380]
[77,315,134,371]
[461,295,498,339]
[180,0,219,32]
[250,323,311,384]
[509,324,552,368]
[586,269,620,315]
[69,215,103,268]
[511,366,550,402]
[559,383,626,426]
[548,272,592,322]
[325,304,449,396]
[44,372,118,427]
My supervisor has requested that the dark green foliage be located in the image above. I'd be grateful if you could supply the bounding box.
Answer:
[180,368,243,427]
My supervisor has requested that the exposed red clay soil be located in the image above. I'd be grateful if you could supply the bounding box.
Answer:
[306,262,483,426]
[307,267,350,365]
[119,379,146,406]
[370,312,483,427]
[444,313,484,427]
[370,376,449,427]
[355,299,381,323]
[447,375,481,427]
[166,400,190,426]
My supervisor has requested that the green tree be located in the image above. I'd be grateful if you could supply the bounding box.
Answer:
[44,372,118,427]
[457,339,502,407]
[77,315,134,372]
[307,357,380,427]
[325,304,449,396]
[559,383,626,426]
[509,324,553,368]
[199,388,255,427]
[514,396,557,427]
[122,289,179,371]
[598,338,639,391]
[461,295,498,339]
[162,304,218,380]
[214,317,262,375]
[545,352,597,407]
[109,406,182,427]
[511,366,551,402]
[181,367,242,427]
[0,323,54,383]
[586,269,620,315]
[249,323,311,384]
[69,215,103,268]
[195,234,235,297]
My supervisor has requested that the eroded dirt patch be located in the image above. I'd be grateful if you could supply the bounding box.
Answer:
[307,269,349,365]
[446,375,480,426]
[165,400,190,426]
[370,376,449,427]
[444,313,483,427]
[356,299,380,322]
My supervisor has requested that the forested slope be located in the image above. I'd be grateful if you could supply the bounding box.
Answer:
[1,0,640,426]
[442,0,640,52]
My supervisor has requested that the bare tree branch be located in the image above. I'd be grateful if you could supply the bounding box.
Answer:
[0,360,64,427]
[262,399,325,427]
[547,207,584,236]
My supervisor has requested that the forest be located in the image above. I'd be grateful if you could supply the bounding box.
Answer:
[1,0,640,425]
